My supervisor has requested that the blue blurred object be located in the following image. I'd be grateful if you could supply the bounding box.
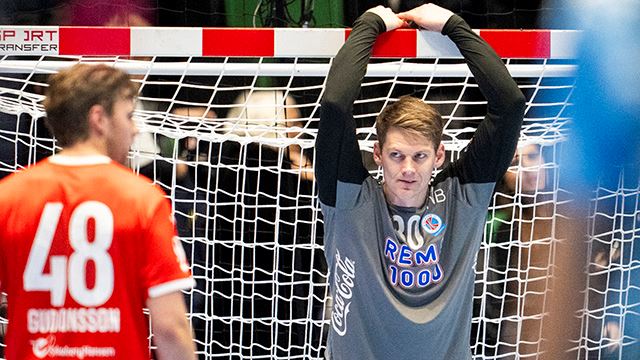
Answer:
[556,2,640,358]
[560,1,640,195]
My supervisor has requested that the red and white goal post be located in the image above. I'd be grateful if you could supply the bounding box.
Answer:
[1,26,638,360]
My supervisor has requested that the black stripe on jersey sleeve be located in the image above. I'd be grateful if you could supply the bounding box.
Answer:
[436,15,526,185]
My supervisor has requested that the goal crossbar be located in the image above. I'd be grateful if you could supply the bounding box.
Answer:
[0,60,577,77]
[0,26,578,59]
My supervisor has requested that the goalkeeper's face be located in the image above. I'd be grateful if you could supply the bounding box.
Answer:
[374,127,445,208]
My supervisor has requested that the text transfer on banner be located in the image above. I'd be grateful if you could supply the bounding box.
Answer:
[0,27,59,55]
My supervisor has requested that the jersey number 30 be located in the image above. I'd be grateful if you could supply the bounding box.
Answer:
[23,201,114,307]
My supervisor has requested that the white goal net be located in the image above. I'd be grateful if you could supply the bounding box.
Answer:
[0,26,638,360]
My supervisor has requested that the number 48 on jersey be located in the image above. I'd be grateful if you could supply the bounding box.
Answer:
[23,201,115,307]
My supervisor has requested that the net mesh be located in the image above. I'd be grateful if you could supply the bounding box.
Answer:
[0,52,638,360]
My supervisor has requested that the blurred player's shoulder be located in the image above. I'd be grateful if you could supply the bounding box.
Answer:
[70,156,170,210]
[0,155,166,206]
[98,158,165,196]
[0,157,60,198]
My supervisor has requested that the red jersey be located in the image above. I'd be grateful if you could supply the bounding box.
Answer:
[0,155,193,360]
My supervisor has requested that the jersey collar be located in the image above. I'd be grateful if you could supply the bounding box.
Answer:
[48,155,112,166]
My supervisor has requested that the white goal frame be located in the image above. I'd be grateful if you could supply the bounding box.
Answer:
[2,26,637,360]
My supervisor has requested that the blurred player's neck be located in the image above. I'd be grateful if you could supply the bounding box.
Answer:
[57,139,109,158]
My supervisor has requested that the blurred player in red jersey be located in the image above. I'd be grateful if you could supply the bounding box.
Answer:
[0,64,196,360]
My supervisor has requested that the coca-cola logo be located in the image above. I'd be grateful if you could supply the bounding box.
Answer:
[331,250,356,336]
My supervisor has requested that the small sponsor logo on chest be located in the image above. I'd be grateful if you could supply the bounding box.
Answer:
[421,213,446,236]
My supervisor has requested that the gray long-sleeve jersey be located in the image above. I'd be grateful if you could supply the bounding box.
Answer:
[315,11,525,360]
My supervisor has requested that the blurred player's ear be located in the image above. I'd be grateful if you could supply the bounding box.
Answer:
[87,104,107,136]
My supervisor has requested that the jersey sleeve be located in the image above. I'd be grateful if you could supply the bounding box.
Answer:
[436,15,526,186]
[140,192,194,298]
[315,12,386,208]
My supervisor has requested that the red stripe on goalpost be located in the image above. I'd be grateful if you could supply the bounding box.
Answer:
[203,28,274,56]
[479,30,551,58]
[374,29,417,57]
[345,28,417,57]
[59,27,130,56]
